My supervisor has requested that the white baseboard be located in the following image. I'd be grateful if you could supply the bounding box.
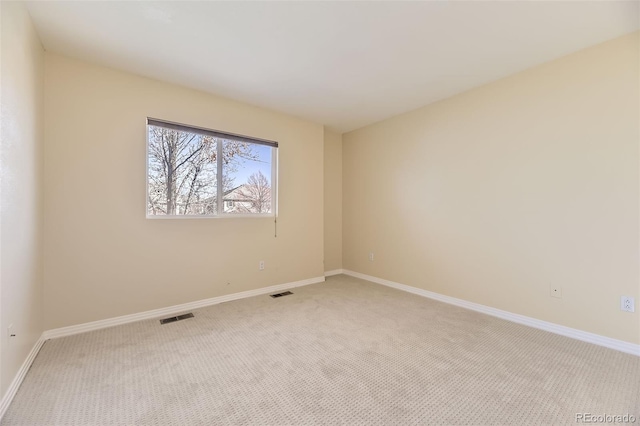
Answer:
[4,271,635,422]
[43,276,325,340]
[343,269,640,357]
[0,335,46,421]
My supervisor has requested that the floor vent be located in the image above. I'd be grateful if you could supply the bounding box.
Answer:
[270,291,293,298]
[160,313,194,325]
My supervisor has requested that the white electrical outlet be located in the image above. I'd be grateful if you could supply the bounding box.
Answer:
[369,252,374,262]
[621,296,635,313]
[259,261,265,271]
[550,286,562,299]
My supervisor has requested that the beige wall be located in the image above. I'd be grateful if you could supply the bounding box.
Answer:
[43,54,324,330]
[0,2,45,395]
[324,128,343,272]
[343,32,640,344]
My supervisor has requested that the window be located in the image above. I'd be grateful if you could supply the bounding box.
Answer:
[146,118,277,217]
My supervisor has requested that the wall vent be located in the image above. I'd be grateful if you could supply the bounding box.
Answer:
[160,313,194,325]
[270,291,293,298]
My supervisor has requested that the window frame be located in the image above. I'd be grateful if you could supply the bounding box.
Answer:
[145,118,278,219]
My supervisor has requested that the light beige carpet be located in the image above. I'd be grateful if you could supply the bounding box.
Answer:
[2,275,639,425]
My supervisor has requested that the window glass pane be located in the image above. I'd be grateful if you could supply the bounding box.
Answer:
[147,120,276,218]
[222,141,273,214]
[147,126,218,215]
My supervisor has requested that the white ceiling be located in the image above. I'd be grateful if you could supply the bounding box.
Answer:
[26,1,639,133]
